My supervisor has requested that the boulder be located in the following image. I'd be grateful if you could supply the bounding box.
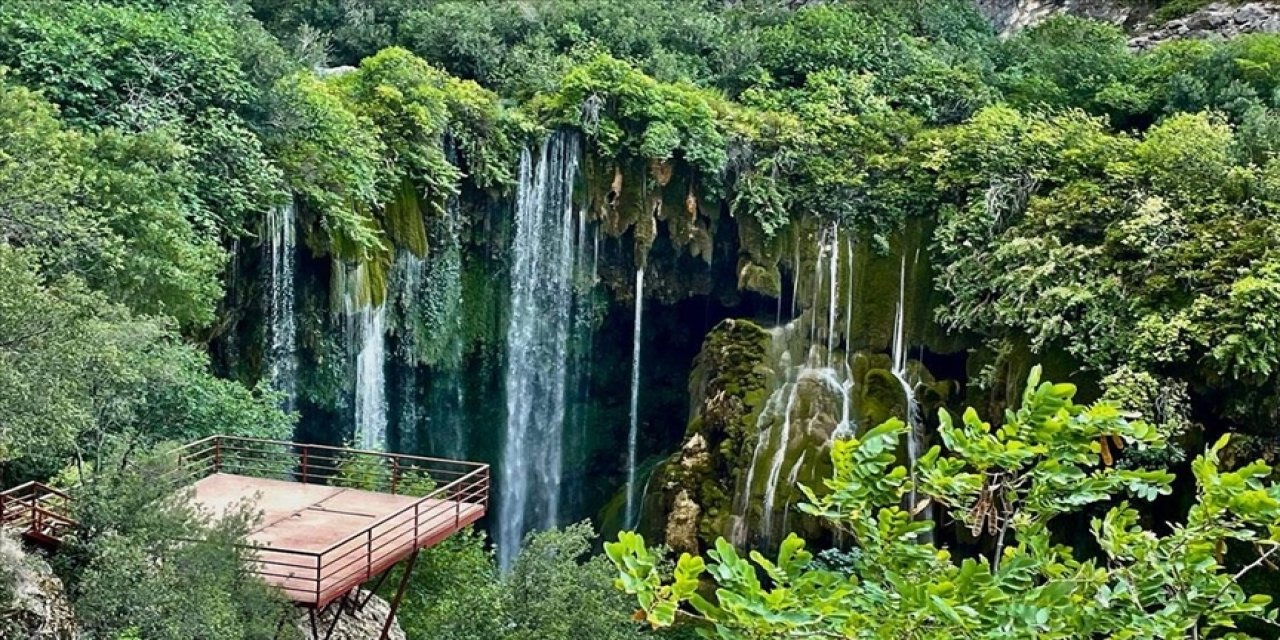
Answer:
[664,490,702,554]
[0,535,77,640]
[295,590,407,640]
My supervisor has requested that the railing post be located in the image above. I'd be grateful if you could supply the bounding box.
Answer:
[413,502,419,544]
[390,459,399,495]
[214,438,222,473]
[301,446,309,484]
[316,554,322,604]
[366,529,373,580]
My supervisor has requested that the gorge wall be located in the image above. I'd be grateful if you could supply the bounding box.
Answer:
[207,0,1280,562]
[227,135,978,559]
[975,0,1146,34]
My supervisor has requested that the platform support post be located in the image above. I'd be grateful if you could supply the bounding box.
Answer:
[379,549,419,640]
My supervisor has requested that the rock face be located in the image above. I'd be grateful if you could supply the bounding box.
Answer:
[295,589,407,640]
[664,490,702,554]
[971,0,1280,43]
[1130,3,1280,49]
[0,536,77,640]
[974,0,1144,36]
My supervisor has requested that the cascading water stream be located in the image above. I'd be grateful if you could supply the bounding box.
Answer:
[733,225,859,546]
[890,250,931,529]
[390,249,426,453]
[759,376,801,539]
[731,325,792,547]
[266,200,298,413]
[624,268,645,529]
[826,226,839,366]
[347,264,388,452]
[499,131,581,570]
[564,213,598,518]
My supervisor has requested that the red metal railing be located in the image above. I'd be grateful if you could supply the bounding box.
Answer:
[0,481,74,544]
[0,436,488,607]
[164,436,490,607]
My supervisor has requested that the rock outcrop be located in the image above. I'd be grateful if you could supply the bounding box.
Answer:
[1130,2,1280,48]
[295,589,407,640]
[972,0,1280,44]
[0,536,77,640]
[975,0,1144,36]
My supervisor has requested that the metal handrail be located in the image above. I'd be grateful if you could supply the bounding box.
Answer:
[0,481,76,541]
[1,435,489,607]
[168,435,489,606]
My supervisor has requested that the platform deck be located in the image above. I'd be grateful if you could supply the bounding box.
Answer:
[191,473,484,605]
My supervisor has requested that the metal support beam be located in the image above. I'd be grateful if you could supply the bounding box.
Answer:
[357,569,392,610]
[379,549,420,640]
[306,595,346,640]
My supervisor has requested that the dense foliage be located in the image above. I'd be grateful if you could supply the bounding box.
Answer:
[59,452,299,640]
[612,368,1280,638]
[386,522,665,640]
[2,0,1280,637]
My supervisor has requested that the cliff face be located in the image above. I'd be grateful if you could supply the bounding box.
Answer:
[973,0,1280,41]
[1130,3,1280,48]
[0,536,77,640]
[974,0,1146,35]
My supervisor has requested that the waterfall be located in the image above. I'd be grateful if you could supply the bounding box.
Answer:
[826,226,839,366]
[342,263,388,452]
[760,376,801,538]
[731,325,794,547]
[731,224,859,547]
[390,249,425,453]
[266,200,298,412]
[564,212,598,519]
[890,250,930,527]
[354,301,388,451]
[499,131,581,570]
[624,268,645,529]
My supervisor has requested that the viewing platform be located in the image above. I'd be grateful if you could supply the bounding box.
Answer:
[168,436,490,609]
[1,436,489,617]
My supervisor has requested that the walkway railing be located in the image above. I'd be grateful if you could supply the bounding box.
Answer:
[0,481,74,544]
[0,436,489,608]
[164,436,490,606]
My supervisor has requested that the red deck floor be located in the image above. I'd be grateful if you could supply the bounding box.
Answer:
[191,473,484,605]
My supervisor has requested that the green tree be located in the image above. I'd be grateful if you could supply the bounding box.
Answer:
[0,244,289,481]
[58,451,300,640]
[388,522,652,640]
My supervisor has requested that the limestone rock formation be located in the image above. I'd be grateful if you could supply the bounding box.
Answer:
[295,590,407,640]
[664,490,702,554]
[1130,3,1280,49]
[971,0,1280,43]
[0,536,77,640]
[975,0,1142,36]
